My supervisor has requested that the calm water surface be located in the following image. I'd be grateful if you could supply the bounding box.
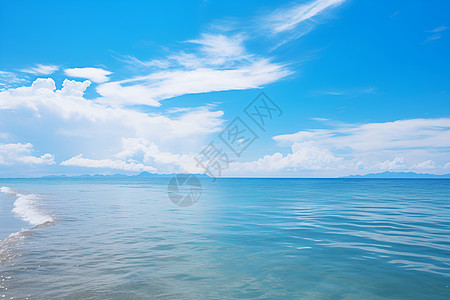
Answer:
[0,178,449,299]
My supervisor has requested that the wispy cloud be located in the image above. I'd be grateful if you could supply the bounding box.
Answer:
[425,25,448,33]
[119,55,171,69]
[94,0,349,108]
[98,0,347,108]
[423,34,443,44]
[316,87,377,97]
[423,25,447,43]
[64,67,112,83]
[266,0,346,34]
[274,118,450,151]
[19,64,59,75]
[97,34,291,107]
[0,70,28,89]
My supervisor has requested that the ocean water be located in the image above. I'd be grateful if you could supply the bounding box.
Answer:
[0,178,449,299]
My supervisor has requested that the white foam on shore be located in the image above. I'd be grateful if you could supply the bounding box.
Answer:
[0,186,55,263]
[1,186,54,226]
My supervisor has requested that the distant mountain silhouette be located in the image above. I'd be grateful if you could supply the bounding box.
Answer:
[343,171,450,178]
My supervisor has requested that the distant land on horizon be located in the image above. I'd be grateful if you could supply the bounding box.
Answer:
[1,171,450,179]
[343,171,450,178]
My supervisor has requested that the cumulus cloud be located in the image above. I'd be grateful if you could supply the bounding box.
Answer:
[64,67,112,83]
[0,78,224,170]
[0,78,222,131]
[226,141,344,176]
[372,157,408,171]
[115,138,200,173]
[270,118,450,175]
[220,117,450,177]
[410,160,437,170]
[0,143,55,165]
[0,78,99,120]
[19,64,59,75]
[61,137,202,174]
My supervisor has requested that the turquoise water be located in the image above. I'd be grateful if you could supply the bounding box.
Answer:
[0,178,449,299]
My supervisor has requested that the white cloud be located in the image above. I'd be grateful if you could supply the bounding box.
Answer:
[98,59,289,107]
[266,0,346,34]
[410,160,437,170]
[423,34,442,43]
[61,138,202,174]
[0,70,28,89]
[0,78,224,168]
[120,55,171,69]
[97,33,290,107]
[423,25,448,44]
[186,33,248,66]
[0,78,224,135]
[60,154,156,172]
[115,138,200,173]
[226,141,344,176]
[425,25,448,33]
[0,78,98,120]
[317,87,377,97]
[221,116,450,176]
[274,118,450,151]
[0,1,350,177]
[19,64,59,75]
[0,143,55,165]
[64,67,112,83]
[269,118,450,175]
[372,157,407,171]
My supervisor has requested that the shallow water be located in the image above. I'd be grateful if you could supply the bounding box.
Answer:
[0,178,449,299]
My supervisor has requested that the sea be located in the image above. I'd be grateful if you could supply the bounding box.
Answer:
[0,178,449,299]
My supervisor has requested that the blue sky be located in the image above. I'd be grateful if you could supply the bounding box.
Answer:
[0,0,449,177]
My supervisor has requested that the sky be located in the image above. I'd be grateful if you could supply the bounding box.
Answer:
[0,0,449,177]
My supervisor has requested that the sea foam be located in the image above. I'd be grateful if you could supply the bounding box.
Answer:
[1,186,54,226]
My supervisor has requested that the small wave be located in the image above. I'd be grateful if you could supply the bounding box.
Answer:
[0,186,17,196]
[0,231,32,263]
[1,186,55,227]
[0,187,55,264]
